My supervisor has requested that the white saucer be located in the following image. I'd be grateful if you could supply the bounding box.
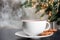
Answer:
[15,30,53,39]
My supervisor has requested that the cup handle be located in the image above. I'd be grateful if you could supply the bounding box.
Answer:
[45,22,50,31]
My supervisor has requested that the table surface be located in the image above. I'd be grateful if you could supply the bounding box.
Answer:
[16,30,60,40]
[0,27,60,40]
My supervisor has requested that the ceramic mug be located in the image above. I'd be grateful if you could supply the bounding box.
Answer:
[22,20,50,36]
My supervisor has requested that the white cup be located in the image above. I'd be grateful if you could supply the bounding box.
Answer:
[22,20,50,36]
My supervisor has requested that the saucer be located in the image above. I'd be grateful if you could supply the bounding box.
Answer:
[15,30,54,39]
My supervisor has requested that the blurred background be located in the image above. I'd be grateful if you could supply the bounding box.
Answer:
[0,0,60,40]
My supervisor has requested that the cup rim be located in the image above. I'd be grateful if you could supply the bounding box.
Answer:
[22,20,47,22]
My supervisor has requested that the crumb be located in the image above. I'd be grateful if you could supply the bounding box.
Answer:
[38,29,57,36]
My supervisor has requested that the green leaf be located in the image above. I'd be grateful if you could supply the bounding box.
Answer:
[22,0,32,8]
[27,0,32,7]
[50,13,58,22]
[35,5,41,13]
[53,1,58,6]
[22,1,28,8]
[45,5,52,12]
[23,1,28,5]
[52,9,56,14]
[40,0,44,2]
[40,13,45,17]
